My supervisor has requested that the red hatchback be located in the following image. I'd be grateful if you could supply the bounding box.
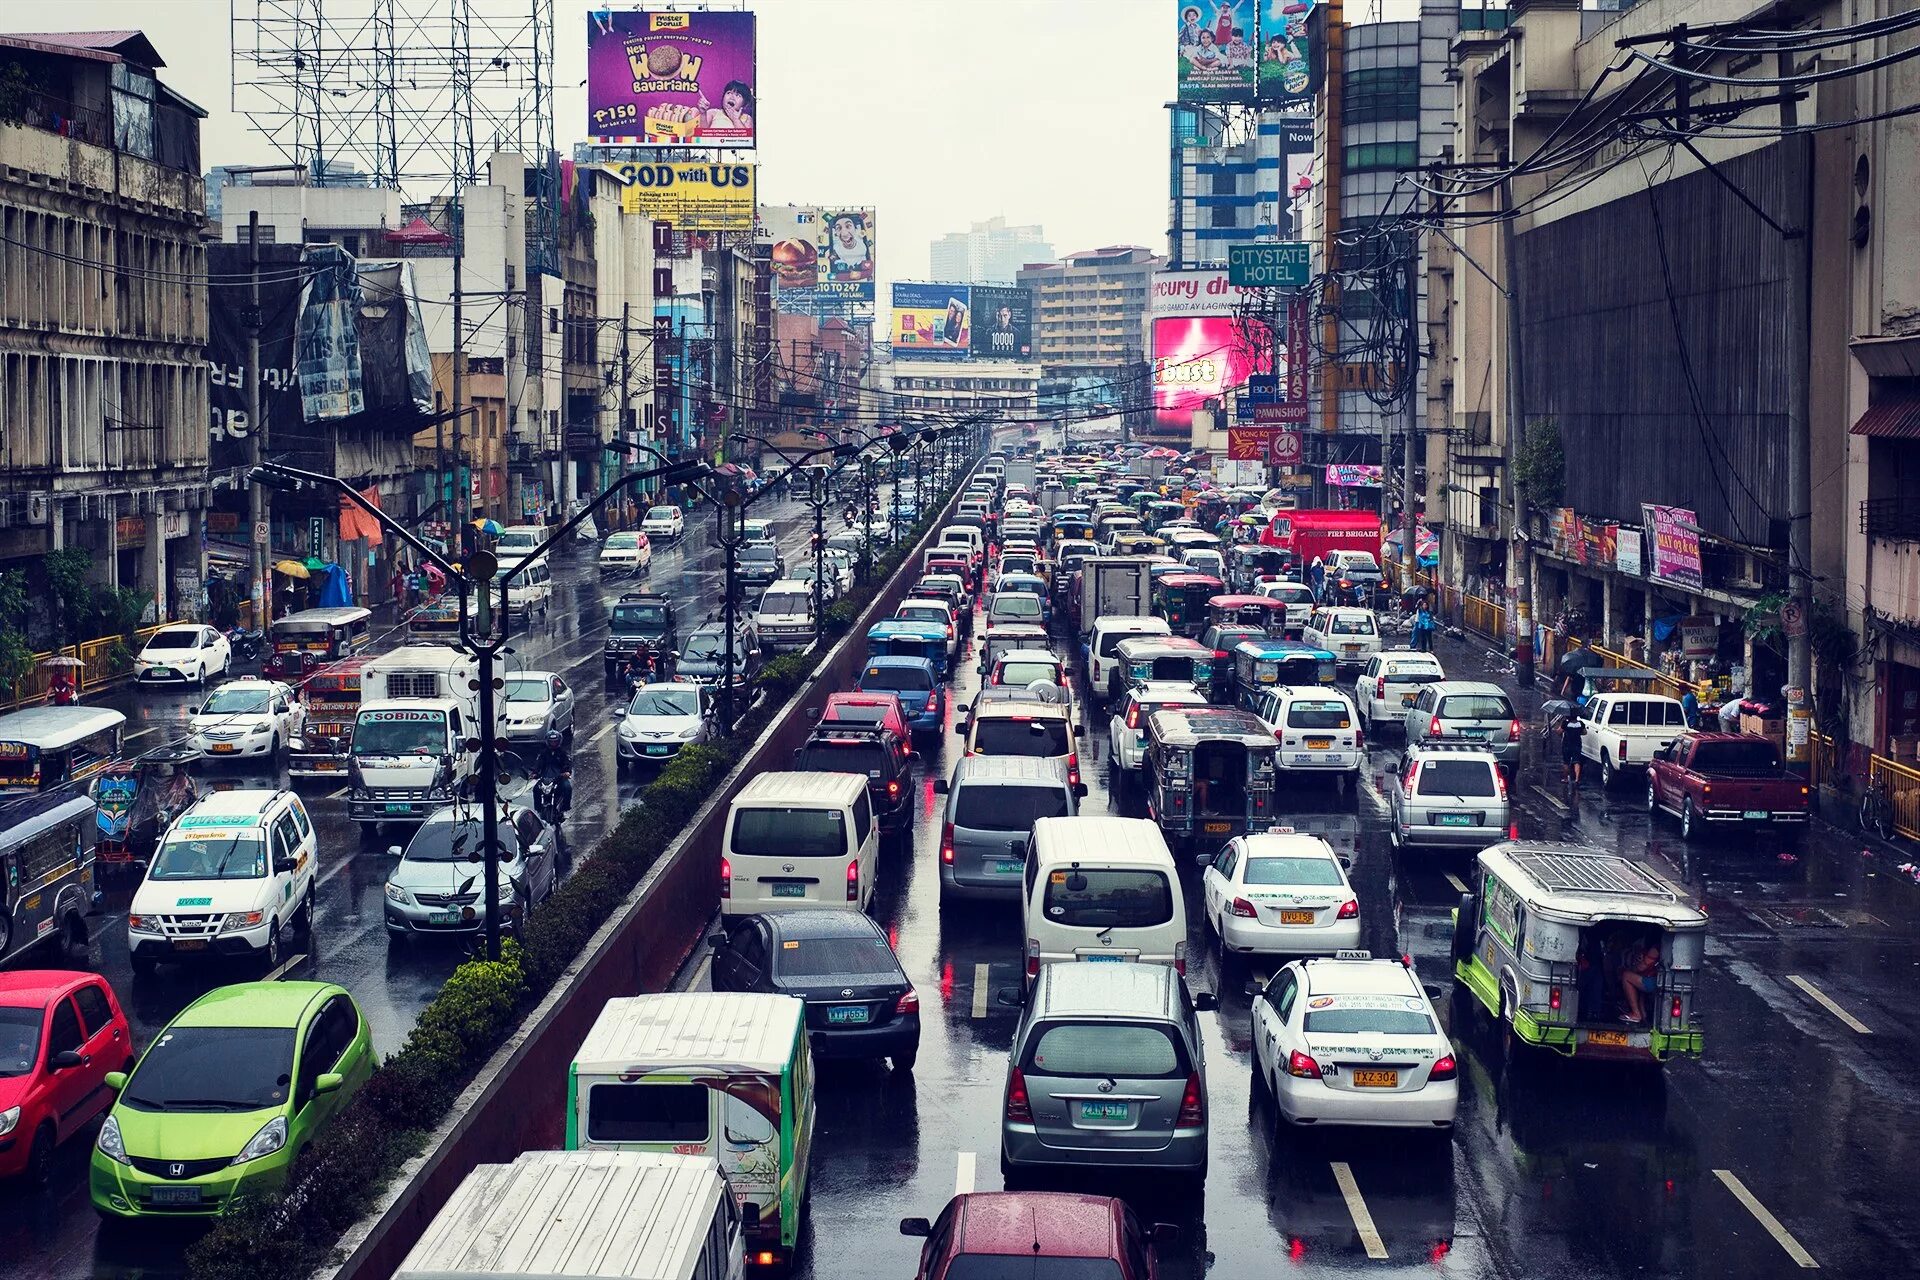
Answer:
[0,971,133,1184]
[901,1191,1172,1279]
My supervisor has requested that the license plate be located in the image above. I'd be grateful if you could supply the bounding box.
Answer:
[1081,953,1125,963]
[1462,729,1490,741]
[1352,1069,1398,1088]
[1306,737,1332,749]
[1204,821,1232,834]
[1438,814,1477,827]
[1743,809,1769,820]
[770,882,807,899]
[645,745,671,755]
[1342,645,1361,656]
[1078,1101,1130,1121]
[314,762,341,771]
[826,1005,870,1026]
[210,743,237,754]
[994,859,1024,875]
[427,910,462,925]
[150,668,173,677]
[1280,909,1315,925]
[1588,1030,1631,1047]
[384,803,413,815]
[150,1186,203,1206]
[171,938,207,952]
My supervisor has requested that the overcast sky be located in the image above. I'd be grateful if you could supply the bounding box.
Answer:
[43,0,1178,279]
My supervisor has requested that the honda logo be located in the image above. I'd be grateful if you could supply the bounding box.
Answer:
[168,1163,186,1178]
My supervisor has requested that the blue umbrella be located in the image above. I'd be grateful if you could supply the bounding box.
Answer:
[472,517,504,536]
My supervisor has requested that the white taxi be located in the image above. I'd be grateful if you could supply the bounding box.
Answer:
[1251,953,1458,1129]
[188,678,304,760]
[126,788,318,972]
[1198,829,1359,959]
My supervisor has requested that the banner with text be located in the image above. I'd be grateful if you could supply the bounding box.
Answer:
[970,285,1033,360]
[892,283,972,360]
[600,161,755,230]
[587,10,757,147]
[1642,504,1704,590]
[1178,1,1256,101]
[1257,0,1315,104]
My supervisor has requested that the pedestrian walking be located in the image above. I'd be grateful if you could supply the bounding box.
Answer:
[1412,601,1436,652]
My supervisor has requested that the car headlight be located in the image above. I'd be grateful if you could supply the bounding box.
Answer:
[618,721,639,739]
[97,1114,130,1164]
[229,1115,287,1166]
[384,883,412,906]
[250,722,271,735]
[677,724,701,740]
[0,1105,18,1137]
[220,910,266,932]
[127,914,160,934]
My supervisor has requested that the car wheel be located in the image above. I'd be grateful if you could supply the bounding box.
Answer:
[1600,752,1616,788]
[1680,798,1698,842]
[300,885,316,936]
[891,1048,917,1073]
[264,921,282,969]
[27,1122,55,1188]
[61,911,88,962]
[1646,777,1659,814]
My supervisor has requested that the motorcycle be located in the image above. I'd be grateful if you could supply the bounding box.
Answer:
[225,626,264,663]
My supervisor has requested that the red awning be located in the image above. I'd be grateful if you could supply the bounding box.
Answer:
[1850,397,1920,438]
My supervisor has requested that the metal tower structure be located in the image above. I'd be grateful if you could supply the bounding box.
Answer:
[230,0,557,265]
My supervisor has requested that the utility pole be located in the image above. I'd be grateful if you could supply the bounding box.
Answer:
[1500,177,1534,688]
[1400,231,1420,593]
[452,231,467,529]
[1780,45,1812,764]
[246,210,269,632]
[1320,0,1345,448]
[619,302,632,516]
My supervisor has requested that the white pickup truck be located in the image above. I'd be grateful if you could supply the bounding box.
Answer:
[1578,692,1689,786]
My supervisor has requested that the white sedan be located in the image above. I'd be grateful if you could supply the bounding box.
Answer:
[615,682,712,769]
[1199,830,1360,959]
[1251,954,1459,1130]
[598,530,653,577]
[134,625,231,686]
[189,678,304,759]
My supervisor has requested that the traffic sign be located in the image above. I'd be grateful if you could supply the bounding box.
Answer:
[1270,431,1303,466]
[1228,242,1311,289]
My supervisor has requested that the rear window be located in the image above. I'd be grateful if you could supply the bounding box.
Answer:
[1285,700,1352,730]
[1025,1022,1186,1079]
[1244,856,1343,886]
[990,595,1042,618]
[1438,694,1513,721]
[777,935,898,980]
[973,717,1071,758]
[942,1261,1124,1280]
[1303,1007,1436,1035]
[731,806,846,858]
[586,1083,707,1144]
[860,666,931,694]
[1383,664,1442,683]
[1328,615,1376,635]
[954,783,1071,831]
[1415,759,1499,797]
[792,744,891,780]
[997,661,1060,687]
[1098,628,1157,658]
[1607,699,1686,727]
[1041,868,1173,929]
[1691,740,1781,771]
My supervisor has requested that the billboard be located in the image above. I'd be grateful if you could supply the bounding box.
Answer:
[817,207,876,301]
[970,285,1032,360]
[763,205,876,311]
[600,161,755,230]
[587,10,756,147]
[892,283,972,361]
[1257,0,1315,104]
[1642,504,1704,590]
[1178,2,1256,101]
[1151,314,1271,431]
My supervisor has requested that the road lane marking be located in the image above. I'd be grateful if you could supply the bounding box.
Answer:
[1786,975,1872,1035]
[691,953,712,991]
[954,1151,975,1196]
[327,785,350,800]
[1444,872,1468,894]
[1713,1170,1819,1268]
[587,721,616,747]
[972,963,990,1018]
[1330,1162,1387,1260]
[265,953,308,982]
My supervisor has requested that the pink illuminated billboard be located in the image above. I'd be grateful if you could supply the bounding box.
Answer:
[1152,314,1270,431]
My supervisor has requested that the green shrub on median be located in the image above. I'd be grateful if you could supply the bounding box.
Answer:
[186,481,967,1280]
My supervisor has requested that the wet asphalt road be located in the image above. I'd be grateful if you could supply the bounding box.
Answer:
[12,486,1920,1278]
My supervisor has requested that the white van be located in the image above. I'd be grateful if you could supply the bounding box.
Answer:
[1085,615,1173,707]
[127,788,317,972]
[1021,816,1187,982]
[494,524,546,558]
[721,772,878,917]
[494,556,553,623]
[397,1149,745,1280]
[642,505,686,543]
[937,524,985,563]
[1246,685,1365,790]
[1302,606,1382,672]
[1580,692,1689,786]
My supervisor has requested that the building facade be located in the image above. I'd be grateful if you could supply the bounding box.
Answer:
[929,215,1052,285]
[1017,245,1161,423]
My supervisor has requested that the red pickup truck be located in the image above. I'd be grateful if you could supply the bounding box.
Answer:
[1646,732,1810,840]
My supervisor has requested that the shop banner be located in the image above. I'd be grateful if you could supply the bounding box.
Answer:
[891,283,971,360]
[970,285,1032,360]
[1616,527,1644,576]
[586,10,756,147]
[295,245,364,422]
[1228,426,1277,460]
[600,161,755,230]
[1642,504,1704,590]
[1326,463,1382,487]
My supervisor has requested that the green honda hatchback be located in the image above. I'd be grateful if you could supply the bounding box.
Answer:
[90,981,373,1219]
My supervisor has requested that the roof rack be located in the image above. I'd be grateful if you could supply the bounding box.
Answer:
[1508,849,1681,902]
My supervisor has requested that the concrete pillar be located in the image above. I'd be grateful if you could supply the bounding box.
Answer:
[1602,571,1616,649]
[140,511,166,621]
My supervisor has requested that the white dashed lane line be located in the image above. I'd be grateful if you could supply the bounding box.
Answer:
[1785,974,1872,1035]
[1713,1170,1820,1268]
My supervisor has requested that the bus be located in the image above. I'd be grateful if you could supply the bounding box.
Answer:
[264,606,374,678]
[289,656,371,779]
[0,787,97,965]
[0,706,126,794]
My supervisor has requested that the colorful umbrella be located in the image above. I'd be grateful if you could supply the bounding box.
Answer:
[273,560,311,579]
[472,518,504,536]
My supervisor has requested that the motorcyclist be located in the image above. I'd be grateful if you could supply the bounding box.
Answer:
[625,639,656,690]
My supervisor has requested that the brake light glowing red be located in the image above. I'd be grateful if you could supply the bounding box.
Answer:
[1286,1050,1321,1079]
[846,860,860,901]
[1337,899,1359,920]
[1494,768,1509,800]
[720,856,731,899]
[940,823,955,864]
[896,988,919,1014]
[1006,1068,1033,1122]
[1431,1054,1457,1081]
[1231,897,1257,918]
[1376,675,1387,700]
[1067,752,1081,787]
[1509,718,1523,742]
[1403,761,1419,792]
[1175,1072,1205,1128]
[1026,938,1039,978]
[1549,986,1562,1011]
[1671,996,1684,1021]
[1126,703,1140,729]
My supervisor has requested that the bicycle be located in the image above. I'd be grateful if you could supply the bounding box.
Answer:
[1861,772,1896,841]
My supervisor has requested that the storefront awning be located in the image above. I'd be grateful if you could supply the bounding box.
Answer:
[1850,396,1920,439]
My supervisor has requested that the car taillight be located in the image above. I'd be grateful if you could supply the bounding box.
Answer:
[1671,996,1684,1022]
[1337,899,1359,920]
[1126,703,1141,729]
[1231,897,1258,918]
[1403,761,1420,792]
[1006,1068,1033,1122]
[720,856,731,900]
[1430,1054,1457,1081]
[1175,1072,1205,1128]
[1067,752,1081,787]
[1286,1050,1322,1079]
[1549,986,1562,1011]
[1494,768,1509,800]
[887,779,901,798]
[896,988,919,1014]
[940,823,955,864]
[1174,939,1187,975]
[1376,675,1387,700]
[1430,714,1443,736]
[1356,722,1365,750]
[926,691,939,711]
[1509,718,1523,741]
[1619,740,1629,762]
[846,860,860,901]
[1026,938,1040,978]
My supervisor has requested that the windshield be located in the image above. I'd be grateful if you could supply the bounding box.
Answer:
[731,806,845,858]
[990,595,1042,619]
[776,935,898,980]
[682,633,724,659]
[148,831,268,880]
[740,545,778,564]
[200,688,273,715]
[628,689,700,718]
[121,1026,295,1113]
[497,531,539,552]
[352,712,448,755]
[860,666,931,694]
[953,783,1069,831]
[996,661,1059,687]
[604,533,639,549]
[611,604,667,630]
[1304,1007,1436,1036]
[403,819,516,863]
[144,630,197,650]
[1041,868,1173,929]
[0,1006,41,1077]
[973,717,1070,758]
[760,592,811,616]
[1329,615,1376,635]
[1244,856,1344,886]
[502,677,550,704]
[1286,701,1352,730]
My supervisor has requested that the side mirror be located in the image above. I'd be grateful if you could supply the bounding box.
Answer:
[741,1201,762,1229]
[1191,992,1220,1012]
[898,1217,933,1239]
[314,1072,344,1097]
[104,1071,127,1092]
[609,705,627,720]
[1242,978,1263,997]
[1193,850,1217,868]
[49,1049,83,1071]
[387,845,404,857]
[708,932,729,950]
[1152,1223,1182,1246]
[274,855,298,875]
[1337,854,1354,871]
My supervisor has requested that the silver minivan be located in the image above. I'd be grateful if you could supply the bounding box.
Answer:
[937,756,1076,905]
[1001,961,1216,1187]
[1403,680,1521,766]
[1388,741,1511,850]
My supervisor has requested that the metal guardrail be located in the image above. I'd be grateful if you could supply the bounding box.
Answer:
[1869,753,1920,841]
[0,623,171,712]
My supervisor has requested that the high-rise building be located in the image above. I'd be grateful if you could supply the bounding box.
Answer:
[929,216,1052,284]
[1168,106,1311,268]
[1017,246,1163,421]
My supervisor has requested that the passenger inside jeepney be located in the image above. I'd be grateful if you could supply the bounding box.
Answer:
[1192,741,1248,818]
[1574,924,1665,1023]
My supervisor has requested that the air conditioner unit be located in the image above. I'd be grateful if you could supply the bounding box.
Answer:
[26,492,49,525]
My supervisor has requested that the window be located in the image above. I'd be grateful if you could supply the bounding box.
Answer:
[1416,760,1499,797]
[73,984,113,1037]
[1025,1022,1185,1078]
[1244,857,1343,886]
[1344,65,1421,124]
[587,1082,709,1144]
[953,783,1071,831]
[1272,973,1298,1021]
[1439,694,1513,721]
[1304,1005,1436,1035]
[732,806,846,858]
[46,998,83,1059]
[1041,868,1173,928]
[852,791,873,845]
[1344,141,1418,173]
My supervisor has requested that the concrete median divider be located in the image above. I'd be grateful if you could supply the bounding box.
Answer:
[324,468,979,1280]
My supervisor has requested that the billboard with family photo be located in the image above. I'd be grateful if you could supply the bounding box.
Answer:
[970,286,1032,360]
[891,283,972,361]
[1257,0,1316,104]
[1177,1,1257,101]
[586,10,757,147]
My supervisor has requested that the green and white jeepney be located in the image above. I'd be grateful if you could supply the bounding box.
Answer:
[1452,842,1705,1062]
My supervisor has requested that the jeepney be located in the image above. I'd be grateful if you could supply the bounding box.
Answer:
[1150,572,1226,638]
[407,595,462,642]
[0,706,126,794]
[1231,640,1338,712]
[264,605,373,680]
[1205,594,1290,637]
[1227,545,1293,593]
[1452,842,1706,1063]
[1142,707,1278,852]
[1114,635,1217,692]
[865,620,950,681]
[0,787,97,965]
[289,656,370,778]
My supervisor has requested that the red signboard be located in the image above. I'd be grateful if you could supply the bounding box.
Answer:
[1227,427,1277,460]
[1270,430,1303,464]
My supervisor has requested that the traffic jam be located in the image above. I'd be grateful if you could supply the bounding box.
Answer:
[0,440,1882,1279]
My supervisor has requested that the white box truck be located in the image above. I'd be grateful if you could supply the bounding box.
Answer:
[1075,555,1155,640]
[348,644,486,827]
